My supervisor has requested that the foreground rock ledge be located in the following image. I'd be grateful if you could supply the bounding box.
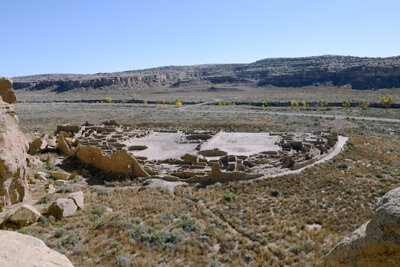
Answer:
[0,230,73,267]
[325,187,400,266]
[0,77,29,211]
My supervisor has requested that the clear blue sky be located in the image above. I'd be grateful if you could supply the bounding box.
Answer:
[1,0,400,77]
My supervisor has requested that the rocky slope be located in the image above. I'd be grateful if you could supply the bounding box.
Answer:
[13,55,400,92]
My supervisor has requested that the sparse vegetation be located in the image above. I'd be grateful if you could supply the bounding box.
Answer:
[342,100,351,107]
[381,96,394,108]
[290,100,299,107]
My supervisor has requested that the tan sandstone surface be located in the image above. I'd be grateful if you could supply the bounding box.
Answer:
[0,230,74,267]
[0,78,29,211]
[325,186,400,266]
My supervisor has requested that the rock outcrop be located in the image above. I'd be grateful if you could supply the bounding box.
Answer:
[0,230,74,267]
[0,77,16,104]
[0,78,28,211]
[8,204,41,227]
[325,187,400,266]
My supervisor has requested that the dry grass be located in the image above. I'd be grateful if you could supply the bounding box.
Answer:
[6,130,399,266]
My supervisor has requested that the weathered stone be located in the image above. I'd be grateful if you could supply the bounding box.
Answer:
[34,172,47,181]
[47,198,78,219]
[0,230,74,267]
[198,149,228,157]
[46,183,56,194]
[68,191,84,209]
[183,153,199,164]
[290,141,303,150]
[325,186,400,266]
[228,162,237,171]
[187,163,262,183]
[28,137,48,155]
[56,125,80,133]
[0,88,29,211]
[8,204,41,227]
[128,145,148,151]
[0,77,16,104]
[281,156,295,168]
[50,171,71,180]
[58,135,148,177]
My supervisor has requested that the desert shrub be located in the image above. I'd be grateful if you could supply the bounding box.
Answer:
[359,99,370,107]
[262,100,270,107]
[54,180,64,186]
[54,228,66,238]
[61,232,78,248]
[271,189,280,197]
[290,244,303,254]
[37,195,52,204]
[56,187,74,193]
[380,96,394,108]
[91,187,109,196]
[115,255,131,266]
[174,214,197,232]
[318,99,328,107]
[92,205,106,217]
[105,97,112,103]
[342,100,351,107]
[346,188,355,195]
[337,163,348,169]
[44,163,57,171]
[378,189,388,196]
[223,189,237,202]
[345,140,356,152]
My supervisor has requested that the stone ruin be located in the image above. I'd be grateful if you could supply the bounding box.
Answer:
[56,121,341,183]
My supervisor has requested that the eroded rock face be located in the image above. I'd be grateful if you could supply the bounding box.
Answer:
[325,187,400,266]
[0,230,74,267]
[0,78,28,211]
[0,77,16,104]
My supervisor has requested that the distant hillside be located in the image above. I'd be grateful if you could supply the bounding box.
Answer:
[13,55,400,92]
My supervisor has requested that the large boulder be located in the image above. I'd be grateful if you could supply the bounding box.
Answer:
[47,198,77,219]
[0,79,29,211]
[8,204,41,227]
[28,137,48,155]
[0,230,73,267]
[68,191,84,210]
[325,187,400,266]
[0,77,16,104]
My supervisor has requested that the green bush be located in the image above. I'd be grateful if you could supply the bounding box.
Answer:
[271,189,280,197]
[223,189,237,202]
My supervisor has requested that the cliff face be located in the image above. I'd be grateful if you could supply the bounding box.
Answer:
[0,78,29,211]
[13,55,400,92]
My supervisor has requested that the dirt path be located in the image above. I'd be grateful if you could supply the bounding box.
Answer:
[177,105,400,123]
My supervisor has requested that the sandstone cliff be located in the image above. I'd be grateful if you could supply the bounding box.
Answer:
[13,55,400,92]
